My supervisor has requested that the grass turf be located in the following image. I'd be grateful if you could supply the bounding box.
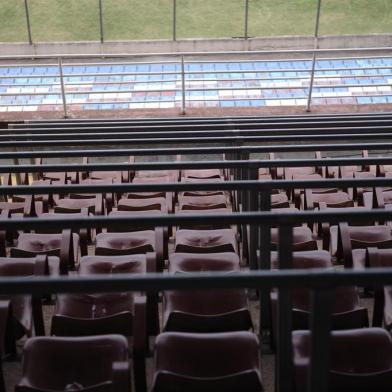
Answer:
[0,0,390,42]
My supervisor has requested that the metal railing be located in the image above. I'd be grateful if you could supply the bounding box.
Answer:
[2,193,392,392]
[18,0,273,44]
[0,50,391,115]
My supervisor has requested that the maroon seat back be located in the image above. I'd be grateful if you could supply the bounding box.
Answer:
[16,335,130,392]
[293,328,392,392]
[151,331,262,392]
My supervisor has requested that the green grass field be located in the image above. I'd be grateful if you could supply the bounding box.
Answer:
[0,0,391,42]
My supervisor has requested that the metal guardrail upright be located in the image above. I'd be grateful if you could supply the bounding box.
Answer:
[99,0,104,43]
[181,55,186,114]
[306,0,322,112]
[24,0,33,45]
[244,0,249,39]
[58,57,68,118]
[173,0,177,41]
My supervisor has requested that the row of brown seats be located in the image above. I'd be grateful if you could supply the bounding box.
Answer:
[2,148,392,391]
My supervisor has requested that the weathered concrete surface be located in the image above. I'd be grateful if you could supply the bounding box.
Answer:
[0,34,390,59]
[1,103,392,123]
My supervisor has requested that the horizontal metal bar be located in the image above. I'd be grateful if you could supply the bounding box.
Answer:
[1,141,392,159]
[0,46,390,61]
[7,121,392,134]
[1,209,392,231]
[3,156,392,174]
[2,177,392,196]
[1,267,392,296]
[1,54,391,69]
[10,117,392,131]
[1,132,392,147]
[4,126,392,141]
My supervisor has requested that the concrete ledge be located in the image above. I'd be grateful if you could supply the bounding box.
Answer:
[0,34,391,59]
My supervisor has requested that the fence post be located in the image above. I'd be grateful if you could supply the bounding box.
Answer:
[306,0,323,112]
[99,0,104,43]
[180,56,186,114]
[244,0,249,39]
[172,0,177,41]
[58,57,68,119]
[24,0,33,45]
[277,225,293,392]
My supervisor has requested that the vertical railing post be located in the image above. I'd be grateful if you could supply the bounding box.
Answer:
[259,188,272,342]
[244,0,249,40]
[180,55,186,114]
[172,0,177,41]
[58,57,68,119]
[277,224,294,392]
[248,166,259,271]
[24,0,33,45]
[306,0,322,112]
[309,288,332,392]
[99,0,104,43]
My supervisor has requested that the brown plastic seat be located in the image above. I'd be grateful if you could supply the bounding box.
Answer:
[302,190,352,210]
[134,170,178,182]
[0,198,43,245]
[336,150,373,178]
[319,205,372,252]
[118,197,168,212]
[35,157,77,184]
[13,180,51,212]
[292,172,339,208]
[354,171,376,207]
[270,226,318,251]
[178,177,231,201]
[83,156,129,184]
[375,186,392,209]
[15,335,131,392]
[164,252,248,332]
[271,192,290,208]
[102,210,166,269]
[176,208,234,230]
[336,222,392,268]
[178,194,229,210]
[182,169,222,180]
[0,256,51,346]
[10,230,78,274]
[163,289,252,333]
[293,328,392,392]
[168,252,240,273]
[363,248,392,328]
[52,254,155,391]
[95,230,164,271]
[151,331,262,392]
[0,300,10,392]
[54,194,103,216]
[270,251,368,333]
[175,229,238,254]
[130,176,174,213]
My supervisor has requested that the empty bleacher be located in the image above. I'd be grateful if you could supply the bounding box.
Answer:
[2,113,392,391]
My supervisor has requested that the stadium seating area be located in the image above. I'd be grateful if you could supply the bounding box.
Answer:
[2,113,392,391]
[0,56,391,112]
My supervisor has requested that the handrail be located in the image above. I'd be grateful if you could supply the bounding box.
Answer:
[2,156,392,174]
[2,141,392,158]
[2,177,392,195]
[3,132,392,148]
[4,128,392,141]
[0,46,390,61]
[6,122,392,135]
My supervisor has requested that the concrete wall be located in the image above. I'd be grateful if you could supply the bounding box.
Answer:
[0,34,391,59]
